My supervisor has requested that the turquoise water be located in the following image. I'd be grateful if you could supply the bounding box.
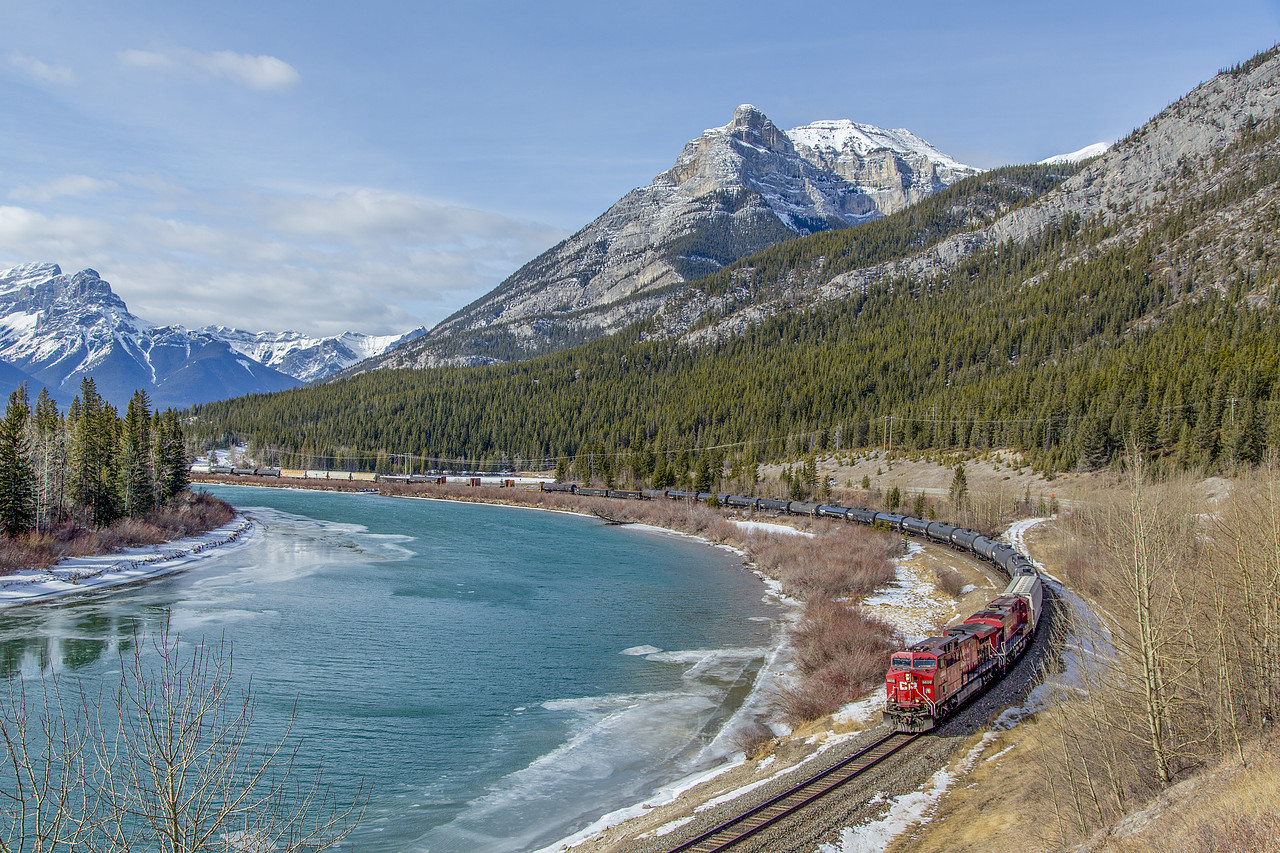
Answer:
[0,486,783,851]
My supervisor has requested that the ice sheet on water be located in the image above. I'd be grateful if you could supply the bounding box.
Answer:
[646,647,771,684]
[621,645,663,656]
[417,689,730,852]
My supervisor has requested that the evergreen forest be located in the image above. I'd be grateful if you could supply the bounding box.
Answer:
[0,377,190,541]
[187,120,1280,483]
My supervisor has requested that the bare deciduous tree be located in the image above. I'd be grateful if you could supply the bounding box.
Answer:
[1,628,363,852]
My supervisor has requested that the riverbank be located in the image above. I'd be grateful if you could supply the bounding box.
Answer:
[193,475,1008,852]
[0,513,255,610]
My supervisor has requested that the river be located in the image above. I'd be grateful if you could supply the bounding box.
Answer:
[0,485,784,851]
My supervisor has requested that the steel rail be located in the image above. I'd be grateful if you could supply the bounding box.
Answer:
[663,730,922,853]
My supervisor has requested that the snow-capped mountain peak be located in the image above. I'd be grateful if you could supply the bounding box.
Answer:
[0,264,420,406]
[379,104,980,370]
[788,119,974,175]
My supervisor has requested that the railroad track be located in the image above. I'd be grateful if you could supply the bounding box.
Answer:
[664,731,922,853]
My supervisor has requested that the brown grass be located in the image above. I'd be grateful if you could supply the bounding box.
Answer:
[0,491,236,574]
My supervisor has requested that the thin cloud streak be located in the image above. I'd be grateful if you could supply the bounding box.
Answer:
[8,53,75,85]
[9,175,119,203]
[118,47,300,91]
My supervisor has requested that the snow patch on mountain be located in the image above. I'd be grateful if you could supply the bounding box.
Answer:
[1039,141,1110,164]
[788,119,975,175]
[0,263,419,406]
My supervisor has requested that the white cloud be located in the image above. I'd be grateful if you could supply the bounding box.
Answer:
[0,186,566,337]
[197,51,300,91]
[9,175,118,203]
[8,53,74,85]
[118,49,173,70]
[118,48,300,92]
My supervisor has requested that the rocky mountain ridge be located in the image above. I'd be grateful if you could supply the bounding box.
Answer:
[678,48,1280,344]
[0,263,420,407]
[373,105,978,369]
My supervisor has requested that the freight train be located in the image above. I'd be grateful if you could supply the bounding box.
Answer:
[550,483,1044,733]
[193,469,1043,732]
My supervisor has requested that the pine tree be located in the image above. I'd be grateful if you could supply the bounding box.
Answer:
[0,387,35,538]
[157,409,189,502]
[949,463,969,512]
[71,378,118,526]
[118,390,154,517]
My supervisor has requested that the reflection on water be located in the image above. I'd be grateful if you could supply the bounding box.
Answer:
[0,486,783,852]
[0,604,160,678]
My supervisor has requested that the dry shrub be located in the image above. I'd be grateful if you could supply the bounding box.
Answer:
[0,534,62,574]
[733,722,775,760]
[146,491,236,537]
[777,597,896,724]
[749,526,897,600]
[774,678,849,724]
[790,598,896,678]
[935,567,966,598]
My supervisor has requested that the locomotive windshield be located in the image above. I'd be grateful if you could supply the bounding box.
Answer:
[891,656,912,669]
[913,657,937,669]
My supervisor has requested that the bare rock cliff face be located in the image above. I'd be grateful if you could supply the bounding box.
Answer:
[377,105,977,369]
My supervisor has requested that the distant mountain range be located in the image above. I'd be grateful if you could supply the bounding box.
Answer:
[370,105,980,369]
[0,263,423,408]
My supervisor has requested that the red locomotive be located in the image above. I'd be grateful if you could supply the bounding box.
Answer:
[885,570,1041,732]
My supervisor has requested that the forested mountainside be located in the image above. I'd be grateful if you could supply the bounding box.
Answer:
[191,49,1280,478]
[367,105,978,369]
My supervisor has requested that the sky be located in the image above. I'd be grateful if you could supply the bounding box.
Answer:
[1,1,1278,338]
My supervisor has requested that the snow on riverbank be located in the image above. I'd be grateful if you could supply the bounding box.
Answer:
[820,516,1066,853]
[549,523,984,852]
[0,516,255,610]
[730,520,815,538]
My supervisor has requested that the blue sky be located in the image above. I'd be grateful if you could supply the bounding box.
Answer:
[1,0,1277,336]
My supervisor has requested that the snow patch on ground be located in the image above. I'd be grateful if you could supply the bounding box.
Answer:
[832,696,881,726]
[817,734,995,853]
[731,520,815,538]
[860,542,955,644]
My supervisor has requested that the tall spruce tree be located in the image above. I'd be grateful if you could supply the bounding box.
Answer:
[157,409,188,502]
[118,390,154,517]
[0,387,35,537]
[71,377,118,526]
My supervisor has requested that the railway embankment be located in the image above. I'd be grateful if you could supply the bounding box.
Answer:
[193,474,1029,849]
